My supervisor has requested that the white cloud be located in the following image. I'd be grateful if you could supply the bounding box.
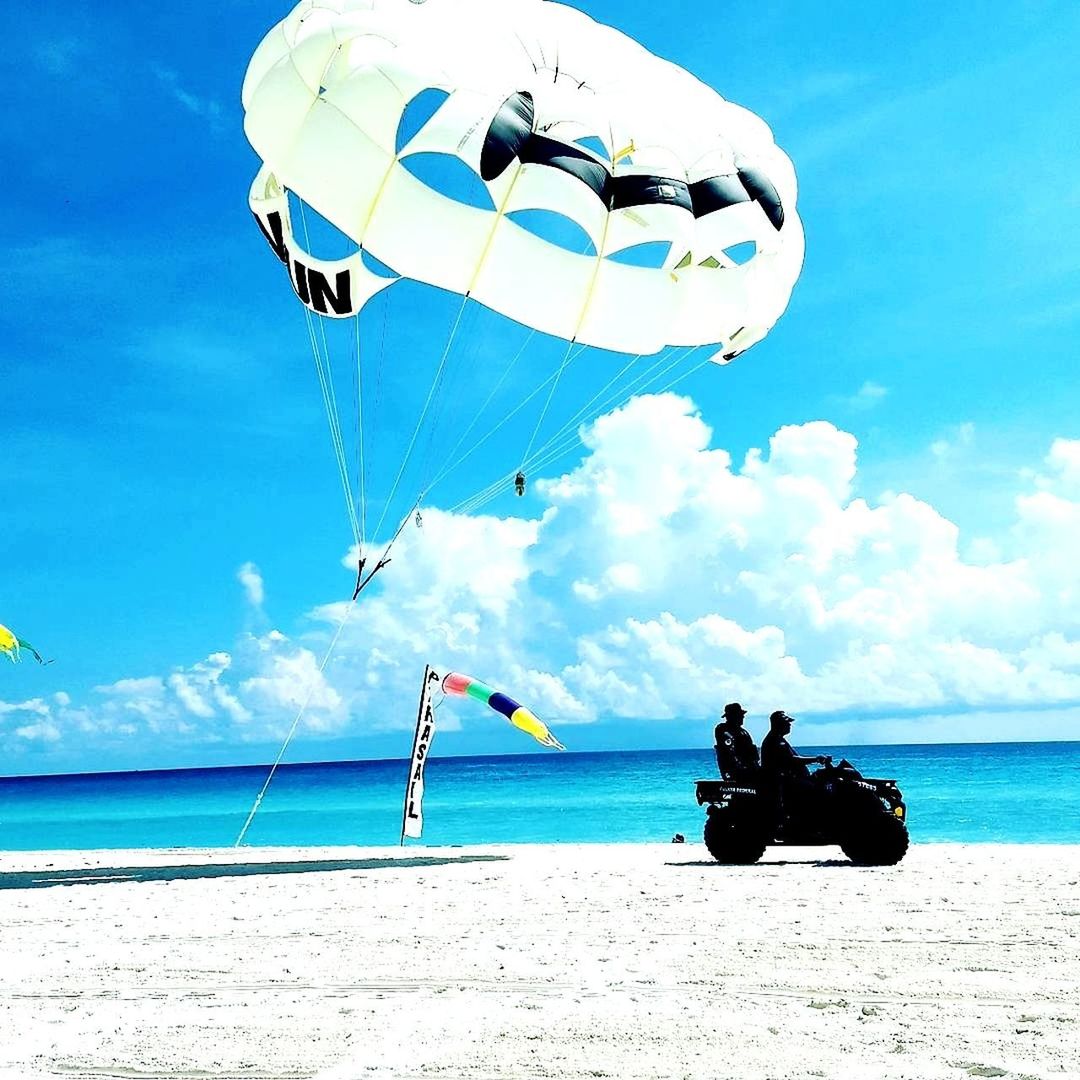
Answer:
[4,399,1079,758]
[837,380,889,410]
[238,562,265,608]
[0,698,51,718]
[167,673,215,719]
[96,676,163,697]
[150,64,224,131]
[14,721,61,743]
[534,402,1079,723]
[930,421,975,461]
[573,560,644,601]
[240,636,345,734]
[1027,438,1080,497]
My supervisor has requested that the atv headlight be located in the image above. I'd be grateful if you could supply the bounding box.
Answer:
[894,806,905,819]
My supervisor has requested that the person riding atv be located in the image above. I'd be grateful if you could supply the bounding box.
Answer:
[695,715,909,865]
[760,709,831,817]
[714,702,760,784]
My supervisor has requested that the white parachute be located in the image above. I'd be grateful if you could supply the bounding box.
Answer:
[244,0,802,359]
[241,0,803,558]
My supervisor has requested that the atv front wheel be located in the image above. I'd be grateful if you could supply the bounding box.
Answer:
[703,804,768,865]
[840,812,909,866]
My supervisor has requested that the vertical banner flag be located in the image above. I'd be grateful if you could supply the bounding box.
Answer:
[401,665,440,844]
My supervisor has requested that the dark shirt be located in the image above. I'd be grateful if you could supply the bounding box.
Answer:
[761,731,810,780]
[714,723,760,781]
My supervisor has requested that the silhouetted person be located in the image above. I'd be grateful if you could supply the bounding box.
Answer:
[714,702,760,783]
[761,710,830,818]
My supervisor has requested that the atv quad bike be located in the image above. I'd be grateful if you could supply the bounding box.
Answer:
[695,758,909,866]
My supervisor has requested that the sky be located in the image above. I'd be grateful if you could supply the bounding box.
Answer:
[2,0,1079,776]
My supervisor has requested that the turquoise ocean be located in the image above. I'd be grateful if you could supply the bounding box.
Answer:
[1,742,1078,851]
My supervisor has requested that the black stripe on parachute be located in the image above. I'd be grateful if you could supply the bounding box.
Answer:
[481,91,784,228]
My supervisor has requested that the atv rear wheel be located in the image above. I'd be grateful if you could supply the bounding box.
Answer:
[840,812,909,866]
[703,804,768,865]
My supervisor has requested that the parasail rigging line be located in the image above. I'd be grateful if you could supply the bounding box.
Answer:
[519,347,710,483]
[233,502,419,850]
[352,281,393,554]
[234,597,357,848]
[452,370,640,515]
[356,499,420,598]
[521,343,701,471]
[519,336,575,470]
[364,285,391,534]
[519,216,609,473]
[520,354,712,490]
[452,347,679,515]
[435,326,538,480]
[297,199,363,549]
[526,348,650,454]
[372,293,471,542]
[414,299,486,500]
[516,351,711,495]
[526,344,694,461]
[422,363,564,499]
[422,339,588,498]
[235,506,419,851]
[660,353,713,392]
[419,328,549,496]
[353,311,367,546]
[451,346,709,516]
[303,306,361,548]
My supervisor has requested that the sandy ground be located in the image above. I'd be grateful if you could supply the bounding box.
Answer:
[0,843,1077,1080]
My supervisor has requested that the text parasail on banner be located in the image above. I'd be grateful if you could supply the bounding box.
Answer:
[401,665,441,844]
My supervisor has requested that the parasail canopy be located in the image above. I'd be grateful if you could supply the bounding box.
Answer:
[243,0,802,361]
[238,0,806,582]
[442,671,565,750]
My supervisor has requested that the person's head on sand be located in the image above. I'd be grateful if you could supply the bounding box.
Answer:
[769,710,794,735]
[721,702,747,728]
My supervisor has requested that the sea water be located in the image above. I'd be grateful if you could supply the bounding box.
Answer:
[1,742,1078,851]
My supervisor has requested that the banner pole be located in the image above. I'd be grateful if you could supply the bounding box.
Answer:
[400,665,439,846]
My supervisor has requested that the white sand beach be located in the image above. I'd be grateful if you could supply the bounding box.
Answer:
[0,842,1077,1080]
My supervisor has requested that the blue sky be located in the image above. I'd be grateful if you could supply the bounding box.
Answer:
[3,0,1079,776]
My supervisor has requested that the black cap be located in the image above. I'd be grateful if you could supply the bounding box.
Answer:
[769,710,794,725]
[723,702,747,720]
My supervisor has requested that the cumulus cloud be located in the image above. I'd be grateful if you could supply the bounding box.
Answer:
[4,395,1079,757]
[838,380,889,410]
[14,720,62,743]
[0,698,51,719]
[238,562,265,609]
[1023,438,1080,498]
[240,641,344,733]
[535,399,1080,722]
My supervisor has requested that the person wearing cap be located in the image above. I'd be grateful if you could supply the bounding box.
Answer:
[761,710,831,815]
[713,702,760,783]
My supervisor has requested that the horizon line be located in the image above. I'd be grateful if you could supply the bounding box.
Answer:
[2,736,1078,783]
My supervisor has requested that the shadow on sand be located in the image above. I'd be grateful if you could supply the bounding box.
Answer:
[0,854,509,891]
[667,858,860,869]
